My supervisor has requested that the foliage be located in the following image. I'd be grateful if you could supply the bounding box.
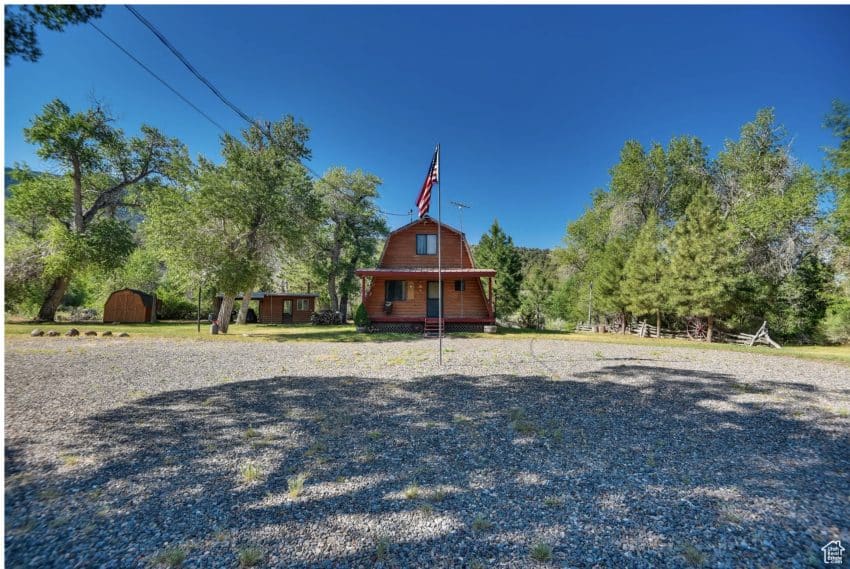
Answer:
[622,213,667,327]
[548,275,583,328]
[594,234,632,322]
[824,100,850,244]
[303,167,388,320]
[353,303,369,328]
[766,255,832,343]
[5,4,104,65]
[518,261,555,329]
[554,107,836,343]
[145,117,317,332]
[5,100,187,321]
[475,219,523,318]
[665,186,739,335]
[821,296,850,344]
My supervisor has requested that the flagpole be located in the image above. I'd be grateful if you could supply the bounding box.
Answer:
[437,143,443,365]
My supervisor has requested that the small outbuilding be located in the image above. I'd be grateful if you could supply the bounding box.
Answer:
[213,292,318,324]
[103,288,160,323]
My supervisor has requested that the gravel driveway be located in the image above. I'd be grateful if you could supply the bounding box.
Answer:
[5,336,850,568]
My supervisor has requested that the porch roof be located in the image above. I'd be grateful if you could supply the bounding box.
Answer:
[355,268,496,278]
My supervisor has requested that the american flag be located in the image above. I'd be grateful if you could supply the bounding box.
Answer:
[416,145,439,218]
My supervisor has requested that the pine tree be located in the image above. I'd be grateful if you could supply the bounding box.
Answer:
[475,219,523,318]
[595,236,631,333]
[623,213,666,337]
[666,186,738,341]
[518,263,555,329]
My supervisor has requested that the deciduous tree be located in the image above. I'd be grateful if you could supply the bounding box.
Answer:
[5,5,104,65]
[9,99,187,321]
[307,167,387,321]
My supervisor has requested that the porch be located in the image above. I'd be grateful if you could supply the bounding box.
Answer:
[354,268,496,328]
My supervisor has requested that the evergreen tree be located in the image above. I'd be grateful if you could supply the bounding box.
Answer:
[518,262,555,329]
[475,219,522,318]
[595,235,631,332]
[622,213,666,337]
[666,186,738,341]
[824,100,850,244]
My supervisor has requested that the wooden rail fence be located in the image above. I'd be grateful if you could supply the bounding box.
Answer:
[574,320,781,348]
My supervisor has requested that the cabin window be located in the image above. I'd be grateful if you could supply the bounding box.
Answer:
[416,234,437,255]
[454,280,465,291]
[385,280,407,301]
[296,298,310,311]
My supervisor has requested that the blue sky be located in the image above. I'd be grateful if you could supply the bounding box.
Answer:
[5,5,850,248]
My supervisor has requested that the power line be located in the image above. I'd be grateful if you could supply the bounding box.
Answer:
[89,22,226,133]
[125,5,258,129]
[122,5,412,221]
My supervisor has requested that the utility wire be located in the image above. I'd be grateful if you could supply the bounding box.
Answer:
[90,22,226,133]
[125,4,258,129]
[122,5,411,220]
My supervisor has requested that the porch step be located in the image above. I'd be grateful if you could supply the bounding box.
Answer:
[423,318,444,338]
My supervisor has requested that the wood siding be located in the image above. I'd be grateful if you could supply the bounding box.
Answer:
[258,296,314,324]
[364,277,490,320]
[103,289,152,323]
[379,218,475,269]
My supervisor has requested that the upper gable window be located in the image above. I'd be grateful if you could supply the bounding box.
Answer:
[416,234,437,255]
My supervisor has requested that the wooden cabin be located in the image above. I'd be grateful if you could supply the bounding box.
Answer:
[355,217,495,333]
[103,288,160,323]
[213,292,318,324]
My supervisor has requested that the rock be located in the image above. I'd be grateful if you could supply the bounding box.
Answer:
[30,329,44,337]
[118,332,129,338]
[84,331,98,337]
[65,328,80,337]
[46,330,59,337]
[101,331,113,337]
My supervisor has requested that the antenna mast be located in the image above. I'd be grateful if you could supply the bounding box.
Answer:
[450,200,471,318]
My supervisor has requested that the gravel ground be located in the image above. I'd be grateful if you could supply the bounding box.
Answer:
[5,336,850,568]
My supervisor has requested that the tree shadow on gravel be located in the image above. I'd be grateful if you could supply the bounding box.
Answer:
[5,366,850,568]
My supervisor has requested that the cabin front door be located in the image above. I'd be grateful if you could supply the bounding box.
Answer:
[426,281,442,318]
[283,299,293,323]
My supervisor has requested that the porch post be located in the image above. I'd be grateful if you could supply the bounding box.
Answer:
[488,277,493,317]
[360,276,366,305]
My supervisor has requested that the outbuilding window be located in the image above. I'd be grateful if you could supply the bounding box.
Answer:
[296,298,310,311]
[385,280,407,301]
[454,280,465,291]
[416,234,437,255]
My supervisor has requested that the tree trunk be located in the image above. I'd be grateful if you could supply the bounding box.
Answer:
[621,311,627,334]
[327,273,339,313]
[707,315,714,343]
[339,292,349,323]
[217,294,236,333]
[236,287,253,325]
[37,275,70,322]
[656,309,661,339]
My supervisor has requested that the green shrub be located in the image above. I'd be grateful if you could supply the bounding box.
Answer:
[354,303,369,328]
[821,298,850,344]
[158,291,197,320]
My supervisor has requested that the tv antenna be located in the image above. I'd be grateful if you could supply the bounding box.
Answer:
[450,200,471,318]
[450,200,471,268]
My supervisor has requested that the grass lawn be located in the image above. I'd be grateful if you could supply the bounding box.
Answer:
[457,327,850,365]
[5,320,849,364]
[3,321,411,343]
